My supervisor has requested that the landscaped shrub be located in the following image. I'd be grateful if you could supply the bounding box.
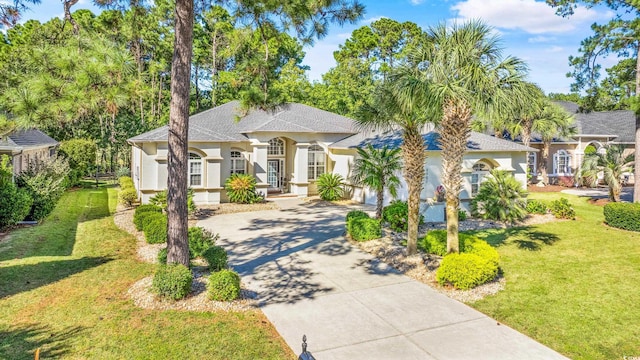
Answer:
[0,183,33,229]
[119,176,134,189]
[59,139,97,186]
[152,264,193,300]
[345,210,370,234]
[603,203,640,232]
[526,199,548,214]
[118,187,138,207]
[458,209,468,221]
[224,174,262,204]
[382,200,424,232]
[419,230,499,263]
[202,246,228,271]
[158,248,168,264]
[16,157,71,221]
[144,215,168,244]
[349,217,381,242]
[316,173,344,201]
[470,170,528,223]
[116,167,130,178]
[135,211,164,231]
[549,197,576,219]
[436,253,499,290]
[207,269,241,301]
[149,189,197,214]
[188,227,219,258]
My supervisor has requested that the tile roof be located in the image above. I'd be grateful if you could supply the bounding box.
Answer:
[129,101,357,143]
[330,129,537,152]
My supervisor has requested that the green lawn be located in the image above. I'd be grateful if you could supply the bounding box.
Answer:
[0,186,293,359]
[469,192,640,360]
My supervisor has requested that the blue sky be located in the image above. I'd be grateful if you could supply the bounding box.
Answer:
[20,0,617,94]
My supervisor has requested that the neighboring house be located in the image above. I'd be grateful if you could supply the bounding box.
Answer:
[0,129,59,174]
[128,101,534,221]
[525,101,636,184]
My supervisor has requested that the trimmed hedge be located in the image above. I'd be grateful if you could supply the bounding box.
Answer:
[345,210,370,234]
[208,269,241,301]
[202,246,228,271]
[349,217,381,242]
[136,211,165,232]
[382,200,423,232]
[0,184,33,229]
[119,176,134,189]
[604,203,640,232]
[188,227,219,258]
[144,215,168,244]
[118,188,137,207]
[152,264,193,300]
[419,230,498,259]
[436,253,499,290]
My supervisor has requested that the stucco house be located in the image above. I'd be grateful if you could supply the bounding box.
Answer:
[0,128,59,175]
[525,101,636,185]
[128,101,535,221]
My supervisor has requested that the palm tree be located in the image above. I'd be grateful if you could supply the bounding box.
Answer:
[580,144,634,202]
[534,103,576,184]
[351,144,402,219]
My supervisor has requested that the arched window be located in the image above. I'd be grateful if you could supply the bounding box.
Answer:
[230,150,245,174]
[189,152,203,186]
[553,150,571,175]
[308,144,325,180]
[268,138,285,156]
[471,161,491,197]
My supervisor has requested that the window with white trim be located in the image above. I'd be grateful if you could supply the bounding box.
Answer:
[471,162,491,197]
[189,152,203,186]
[308,145,325,180]
[230,150,246,174]
[527,152,537,176]
[268,138,285,156]
[553,150,571,175]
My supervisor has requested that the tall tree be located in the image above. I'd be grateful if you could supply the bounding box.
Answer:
[535,103,577,184]
[547,0,640,203]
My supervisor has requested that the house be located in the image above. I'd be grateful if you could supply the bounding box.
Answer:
[526,101,636,185]
[0,129,59,174]
[128,101,535,221]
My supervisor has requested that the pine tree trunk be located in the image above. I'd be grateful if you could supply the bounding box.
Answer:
[166,0,194,267]
[402,128,426,256]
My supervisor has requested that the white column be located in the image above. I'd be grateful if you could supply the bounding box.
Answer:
[291,143,310,197]
[252,142,269,197]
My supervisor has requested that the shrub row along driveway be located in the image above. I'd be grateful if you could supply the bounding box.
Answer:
[198,198,567,360]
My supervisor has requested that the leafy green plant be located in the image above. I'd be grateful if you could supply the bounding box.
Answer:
[436,253,499,290]
[458,209,467,221]
[16,157,71,221]
[202,246,228,271]
[316,173,344,201]
[59,139,97,185]
[116,167,130,178]
[0,183,33,229]
[118,187,137,207]
[526,199,548,214]
[119,176,134,189]
[188,227,219,258]
[224,174,262,204]
[349,217,381,242]
[157,248,168,264]
[345,210,370,234]
[149,189,197,214]
[152,264,193,300]
[144,215,168,244]
[470,169,528,223]
[603,203,640,232]
[134,211,164,231]
[382,200,424,232]
[419,230,499,265]
[208,269,241,301]
[549,197,575,219]
[580,144,634,202]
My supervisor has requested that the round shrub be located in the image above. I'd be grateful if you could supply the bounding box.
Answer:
[0,184,33,229]
[526,199,548,214]
[118,188,137,207]
[436,253,498,290]
[225,174,262,204]
[135,204,163,216]
[470,170,528,223]
[345,210,370,234]
[119,176,134,189]
[382,200,424,232]
[135,211,164,231]
[202,246,228,271]
[549,197,575,219]
[152,264,193,300]
[157,248,167,264]
[144,215,168,244]
[349,217,381,242]
[464,237,500,266]
[316,173,344,201]
[207,269,241,301]
[458,209,468,221]
[188,227,219,258]
[603,202,640,232]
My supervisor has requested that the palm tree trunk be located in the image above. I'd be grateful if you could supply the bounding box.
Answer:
[166,0,194,267]
[541,141,550,184]
[634,46,640,203]
[402,128,426,255]
[376,183,384,219]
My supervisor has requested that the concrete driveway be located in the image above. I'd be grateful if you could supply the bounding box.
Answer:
[198,199,567,360]
[561,186,634,202]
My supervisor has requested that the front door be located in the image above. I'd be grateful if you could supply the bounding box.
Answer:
[267,159,282,191]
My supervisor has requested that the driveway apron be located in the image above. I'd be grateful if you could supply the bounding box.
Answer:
[198,199,568,360]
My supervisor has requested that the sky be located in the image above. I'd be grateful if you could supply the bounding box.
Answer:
[17,0,619,95]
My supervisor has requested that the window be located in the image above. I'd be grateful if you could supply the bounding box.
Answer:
[230,150,245,174]
[308,145,325,180]
[471,162,491,197]
[527,152,537,176]
[268,138,285,156]
[189,152,202,186]
[553,150,571,175]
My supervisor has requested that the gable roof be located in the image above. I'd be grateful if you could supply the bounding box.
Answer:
[554,101,636,143]
[1,129,58,150]
[330,129,537,153]
[129,101,357,143]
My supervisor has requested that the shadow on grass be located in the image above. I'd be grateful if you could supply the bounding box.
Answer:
[476,226,560,251]
[0,324,85,360]
[0,256,113,299]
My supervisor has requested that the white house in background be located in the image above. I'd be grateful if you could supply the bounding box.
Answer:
[128,101,535,221]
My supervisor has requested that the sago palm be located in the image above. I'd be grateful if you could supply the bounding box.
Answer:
[351,144,402,219]
[580,144,634,202]
[470,169,528,223]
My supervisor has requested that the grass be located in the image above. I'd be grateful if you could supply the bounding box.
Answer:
[0,186,293,359]
[468,192,640,360]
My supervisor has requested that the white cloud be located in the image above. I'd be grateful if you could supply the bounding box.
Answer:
[410,0,425,5]
[451,0,606,34]
[360,16,387,25]
[528,35,556,43]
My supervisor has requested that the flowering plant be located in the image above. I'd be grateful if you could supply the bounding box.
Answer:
[435,185,445,202]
